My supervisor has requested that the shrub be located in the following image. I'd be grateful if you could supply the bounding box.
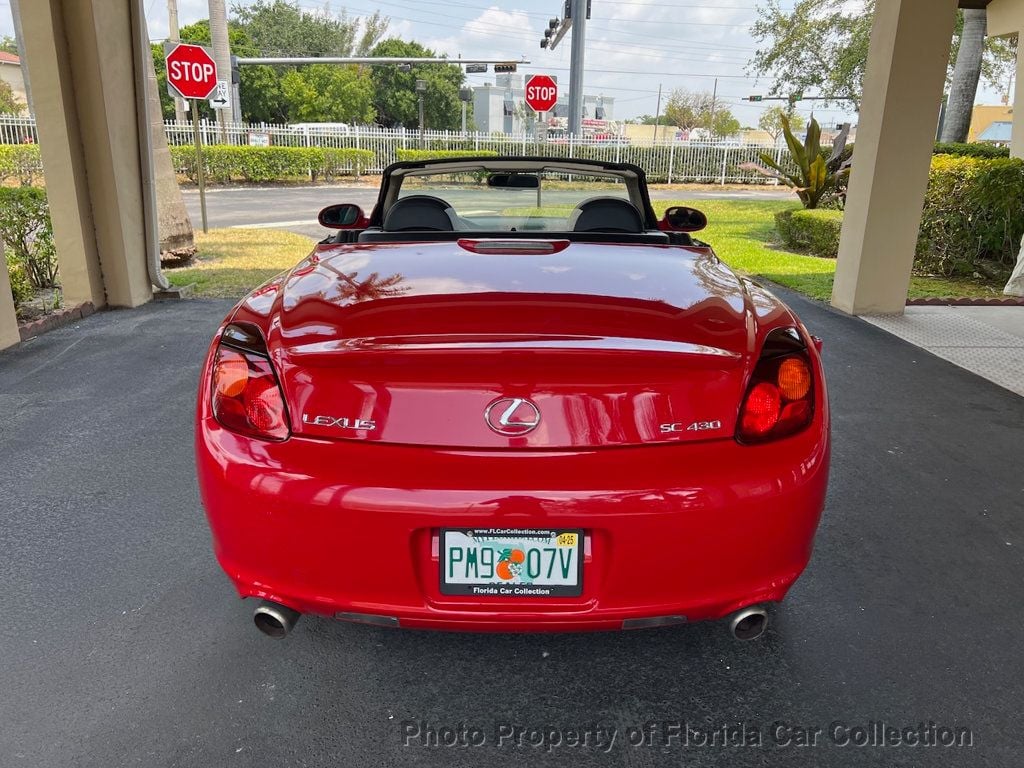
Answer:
[918,155,1024,276]
[775,208,844,258]
[5,251,33,307]
[933,142,1010,159]
[394,149,499,162]
[0,144,43,186]
[170,145,374,183]
[0,186,58,289]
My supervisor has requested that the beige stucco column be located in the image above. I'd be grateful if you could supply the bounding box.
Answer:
[0,245,21,350]
[17,0,153,309]
[988,0,1024,158]
[831,0,959,315]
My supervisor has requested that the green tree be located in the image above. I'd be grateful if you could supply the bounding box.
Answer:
[750,0,1017,111]
[280,65,375,123]
[0,81,22,114]
[759,105,805,142]
[232,0,387,57]
[369,39,465,130]
[662,88,740,137]
[0,36,18,56]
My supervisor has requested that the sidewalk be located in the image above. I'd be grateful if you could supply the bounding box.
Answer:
[864,306,1024,397]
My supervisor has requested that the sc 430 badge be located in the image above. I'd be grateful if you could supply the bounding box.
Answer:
[660,420,722,434]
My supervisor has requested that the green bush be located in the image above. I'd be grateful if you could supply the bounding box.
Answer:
[170,145,374,183]
[0,186,58,289]
[918,154,1024,276]
[6,251,33,307]
[775,208,844,258]
[0,144,44,186]
[394,149,499,163]
[933,142,1010,159]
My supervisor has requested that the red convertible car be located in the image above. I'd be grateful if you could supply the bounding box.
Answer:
[196,157,830,641]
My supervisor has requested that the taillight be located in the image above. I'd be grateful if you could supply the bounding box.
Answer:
[736,331,815,444]
[210,325,290,441]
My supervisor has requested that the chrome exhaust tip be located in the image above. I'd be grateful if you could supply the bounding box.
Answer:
[253,600,301,639]
[728,605,768,641]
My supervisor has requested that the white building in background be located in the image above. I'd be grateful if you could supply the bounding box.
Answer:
[0,52,29,113]
[472,74,614,135]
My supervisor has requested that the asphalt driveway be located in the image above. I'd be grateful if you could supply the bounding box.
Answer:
[1,289,1021,767]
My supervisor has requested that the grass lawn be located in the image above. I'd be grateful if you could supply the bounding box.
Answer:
[167,229,315,298]
[655,199,1006,301]
[169,203,1006,302]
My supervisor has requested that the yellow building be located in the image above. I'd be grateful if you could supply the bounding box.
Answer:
[968,104,1013,142]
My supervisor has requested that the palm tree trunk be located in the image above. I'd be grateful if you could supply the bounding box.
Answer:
[941,9,987,143]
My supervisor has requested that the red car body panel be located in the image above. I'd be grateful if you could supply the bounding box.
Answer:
[196,237,830,632]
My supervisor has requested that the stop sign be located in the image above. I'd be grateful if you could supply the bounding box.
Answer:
[524,74,558,113]
[165,43,218,100]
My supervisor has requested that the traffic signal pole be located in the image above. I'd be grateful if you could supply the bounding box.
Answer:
[567,0,587,137]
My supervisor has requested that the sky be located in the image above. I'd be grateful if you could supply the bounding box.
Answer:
[0,0,1010,127]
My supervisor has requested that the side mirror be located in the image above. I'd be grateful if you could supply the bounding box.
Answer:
[318,203,368,229]
[660,205,708,232]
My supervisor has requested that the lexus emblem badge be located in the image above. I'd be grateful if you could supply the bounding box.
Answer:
[484,397,542,437]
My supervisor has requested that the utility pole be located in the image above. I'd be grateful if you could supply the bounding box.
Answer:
[208,0,232,137]
[709,77,718,137]
[167,0,186,122]
[653,83,662,142]
[416,79,427,148]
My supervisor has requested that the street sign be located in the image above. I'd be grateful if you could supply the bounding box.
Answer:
[165,42,218,100]
[525,74,558,113]
[209,80,230,110]
[465,63,487,74]
[748,95,763,102]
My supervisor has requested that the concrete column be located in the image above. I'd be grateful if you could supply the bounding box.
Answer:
[0,244,21,350]
[831,0,959,315]
[18,0,153,309]
[987,0,1024,158]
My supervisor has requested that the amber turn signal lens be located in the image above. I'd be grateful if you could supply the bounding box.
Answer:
[214,348,249,397]
[777,357,811,401]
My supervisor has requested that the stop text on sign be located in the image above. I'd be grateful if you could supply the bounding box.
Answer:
[527,85,556,102]
[169,60,215,84]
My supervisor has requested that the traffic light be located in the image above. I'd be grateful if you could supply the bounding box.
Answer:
[748,95,763,102]
[494,63,517,73]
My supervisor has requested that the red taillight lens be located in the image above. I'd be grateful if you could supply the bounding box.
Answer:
[736,349,815,444]
[211,344,290,441]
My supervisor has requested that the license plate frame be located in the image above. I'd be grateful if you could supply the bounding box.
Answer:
[439,528,584,597]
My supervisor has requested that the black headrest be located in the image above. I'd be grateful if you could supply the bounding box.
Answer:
[568,197,645,233]
[383,195,459,232]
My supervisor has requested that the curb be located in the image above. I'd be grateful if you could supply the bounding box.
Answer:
[906,297,1024,306]
[18,302,96,341]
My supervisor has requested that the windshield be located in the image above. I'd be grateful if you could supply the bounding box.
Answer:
[394,167,635,232]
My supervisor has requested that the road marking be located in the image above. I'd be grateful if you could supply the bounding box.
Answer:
[231,220,316,229]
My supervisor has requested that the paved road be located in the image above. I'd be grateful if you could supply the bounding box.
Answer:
[183,184,792,239]
[2,289,1022,766]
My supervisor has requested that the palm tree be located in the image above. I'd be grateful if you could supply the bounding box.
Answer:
[941,10,987,143]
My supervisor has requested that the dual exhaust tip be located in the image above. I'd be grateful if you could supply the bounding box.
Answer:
[254,599,769,641]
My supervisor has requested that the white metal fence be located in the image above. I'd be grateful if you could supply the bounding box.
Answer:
[1,114,787,185]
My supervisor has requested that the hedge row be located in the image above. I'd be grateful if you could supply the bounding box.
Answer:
[0,144,44,186]
[775,208,844,258]
[394,149,499,162]
[170,145,374,183]
[918,154,1024,276]
[773,155,1024,277]
[933,142,1010,159]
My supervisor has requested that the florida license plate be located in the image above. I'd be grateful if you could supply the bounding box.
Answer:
[440,528,583,597]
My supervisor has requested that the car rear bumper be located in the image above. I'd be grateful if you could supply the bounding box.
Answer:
[197,419,829,632]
